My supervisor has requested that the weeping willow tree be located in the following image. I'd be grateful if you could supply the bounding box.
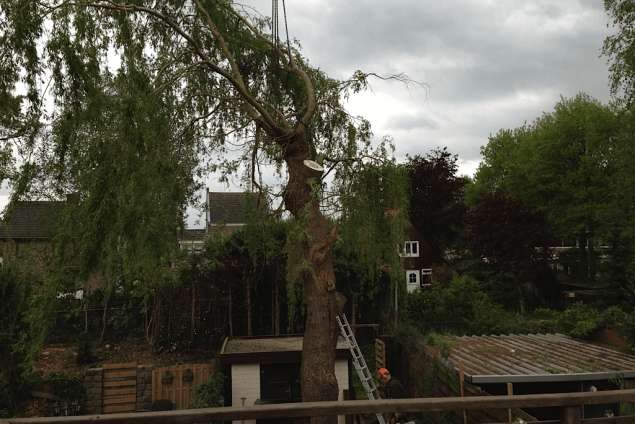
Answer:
[0,0,408,412]
[337,163,409,325]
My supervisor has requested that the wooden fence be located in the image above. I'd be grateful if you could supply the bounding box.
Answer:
[101,363,137,414]
[5,389,635,424]
[152,364,215,410]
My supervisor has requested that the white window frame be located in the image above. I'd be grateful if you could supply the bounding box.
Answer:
[421,268,433,287]
[402,241,420,258]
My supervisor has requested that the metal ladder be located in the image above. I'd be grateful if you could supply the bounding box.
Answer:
[336,313,386,424]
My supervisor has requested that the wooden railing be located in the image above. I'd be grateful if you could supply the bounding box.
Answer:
[3,389,635,424]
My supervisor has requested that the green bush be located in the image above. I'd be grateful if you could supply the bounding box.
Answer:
[556,304,603,338]
[191,372,225,408]
[39,373,86,404]
[403,275,519,335]
[403,276,633,341]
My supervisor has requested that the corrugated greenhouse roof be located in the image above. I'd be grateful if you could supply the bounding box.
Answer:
[443,333,635,383]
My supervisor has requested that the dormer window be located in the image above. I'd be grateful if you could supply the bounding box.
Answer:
[403,241,419,257]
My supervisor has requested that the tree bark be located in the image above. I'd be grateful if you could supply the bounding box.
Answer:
[282,131,345,424]
[100,291,110,343]
[246,276,253,336]
[273,269,280,336]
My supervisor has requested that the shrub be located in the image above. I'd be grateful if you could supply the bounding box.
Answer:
[403,275,519,335]
[555,304,603,339]
[192,372,225,408]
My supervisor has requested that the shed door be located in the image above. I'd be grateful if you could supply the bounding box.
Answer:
[259,363,301,403]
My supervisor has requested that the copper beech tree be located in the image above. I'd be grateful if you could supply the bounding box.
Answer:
[0,0,405,418]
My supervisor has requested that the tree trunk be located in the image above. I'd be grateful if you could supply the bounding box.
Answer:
[273,269,280,335]
[246,276,253,336]
[100,291,110,343]
[228,283,233,337]
[282,132,345,423]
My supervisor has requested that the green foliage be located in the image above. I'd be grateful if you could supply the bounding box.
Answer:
[402,273,634,340]
[38,373,86,404]
[472,94,619,240]
[555,304,604,339]
[603,0,635,104]
[192,372,225,408]
[0,267,30,416]
[406,148,468,261]
[470,93,635,295]
[464,192,555,310]
[338,163,409,318]
[403,275,518,335]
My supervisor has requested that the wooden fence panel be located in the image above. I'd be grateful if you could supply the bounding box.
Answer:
[102,363,137,414]
[152,363,215,410]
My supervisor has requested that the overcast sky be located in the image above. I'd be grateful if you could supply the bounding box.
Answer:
[240,0,612,176]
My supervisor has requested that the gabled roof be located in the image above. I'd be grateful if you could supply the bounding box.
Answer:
[208,191,263,225]
[0,201,64,240]
[441,333,635,384]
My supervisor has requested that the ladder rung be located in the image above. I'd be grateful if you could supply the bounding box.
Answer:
[337,313,385,424]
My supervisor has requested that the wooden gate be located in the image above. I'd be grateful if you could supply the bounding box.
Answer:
[152,363,214,410]
[102,362,137,414]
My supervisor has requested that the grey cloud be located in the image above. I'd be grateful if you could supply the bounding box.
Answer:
[386,112,440,131]
[239,0,612,172]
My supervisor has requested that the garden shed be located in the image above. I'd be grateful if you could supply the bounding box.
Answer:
[219,335,351,424]
[429,333,635,421]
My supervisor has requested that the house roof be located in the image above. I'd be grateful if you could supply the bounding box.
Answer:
[0,201,64,240]
[208,191,262,225]
[219,336,350,364]
[441,333,635,384]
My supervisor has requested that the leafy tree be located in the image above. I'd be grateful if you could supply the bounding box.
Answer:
[604,0,635,104]
[0,2,403,411]
[470,94,623,285]
[465,192,555,311]
[406,148,467,261]
[0,267,45,417]
[337,163,408,325]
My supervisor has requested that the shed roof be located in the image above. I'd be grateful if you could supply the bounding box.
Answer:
[443,333,635,384]
[208,192,262,225]
[220,336,350,364]
[0,201,64,239]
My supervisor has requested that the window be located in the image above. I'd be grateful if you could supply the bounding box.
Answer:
[421,268,433,287]
[403,241,419,257]
[406,270,420,293]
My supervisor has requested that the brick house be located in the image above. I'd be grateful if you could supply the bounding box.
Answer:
[0,200,64,270]
[400,223,434,293]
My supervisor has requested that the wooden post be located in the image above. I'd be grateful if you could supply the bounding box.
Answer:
[507,382,513,424]
[561,405,582,424]
[228,284,233,337]
[459,365,467,424]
